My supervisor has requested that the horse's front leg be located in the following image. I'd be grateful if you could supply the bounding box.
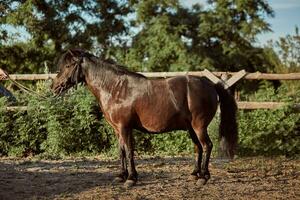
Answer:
[123,128,138,187]
[114,143,128,182]
[115,126,137,187]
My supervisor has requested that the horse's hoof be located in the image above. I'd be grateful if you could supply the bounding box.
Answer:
[188,174,199,181]
[113,176,125,183]
[196,178,208,186]
[124,180,136,188]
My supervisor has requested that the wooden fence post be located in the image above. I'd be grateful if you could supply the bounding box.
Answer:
[202,69,246,89]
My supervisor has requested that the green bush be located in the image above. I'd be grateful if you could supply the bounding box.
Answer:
[238,107,300,156]
[0,80,299,158]
[0,81,215,157]
[238,81,300,156]
[0,81,115,157]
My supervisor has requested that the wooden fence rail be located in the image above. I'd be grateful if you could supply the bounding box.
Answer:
[2,71,300,110]
[5,102,300,112]
[6,71,300,81]
[237,102,300,111]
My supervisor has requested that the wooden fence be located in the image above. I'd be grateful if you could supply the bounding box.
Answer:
[2,71,300,111]
[7,71,300,80]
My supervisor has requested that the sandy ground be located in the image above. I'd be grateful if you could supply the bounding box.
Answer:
[0,156,299,200]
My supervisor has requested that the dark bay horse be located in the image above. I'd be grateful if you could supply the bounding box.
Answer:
[51,49,238,187]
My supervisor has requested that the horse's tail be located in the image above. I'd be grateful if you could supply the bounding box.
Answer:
[214,83,238,159]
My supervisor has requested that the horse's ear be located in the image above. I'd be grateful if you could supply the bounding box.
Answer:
[67,50,77,61]
[68,49,75,57]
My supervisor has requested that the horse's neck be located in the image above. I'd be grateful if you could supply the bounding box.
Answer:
[84,65,122,101]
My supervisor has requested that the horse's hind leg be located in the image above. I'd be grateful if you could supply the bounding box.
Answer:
[199,130,213,185]
[192,124,213,185]
[188,129,203,179]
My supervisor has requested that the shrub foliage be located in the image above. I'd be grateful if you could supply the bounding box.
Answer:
[0,81,299,157]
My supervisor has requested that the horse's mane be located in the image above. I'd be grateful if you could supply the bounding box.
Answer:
[96,59,146,79]
[58,48,146,79]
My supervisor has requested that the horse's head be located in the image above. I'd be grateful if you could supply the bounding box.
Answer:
[51,49,86,95]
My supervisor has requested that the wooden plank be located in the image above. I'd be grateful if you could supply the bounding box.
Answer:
[225,70,247,88]
[3,71,300,81]
[240,102,300,111]
[6,102,300,111]
[244,72,300,80]
[8,74,57,80]
[237,101,287,109]
[143,71,205,78]
[5,106,28,111]
[143,71,300,80]
[202,69,221,84]
[201,69,230,88]
[237,102,300,112]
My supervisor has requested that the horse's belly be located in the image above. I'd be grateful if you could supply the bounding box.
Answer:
[138,112,189,133]
[141,122,169,133]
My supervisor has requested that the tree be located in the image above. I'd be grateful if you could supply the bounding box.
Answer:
[114,0,198,72]
[263,27,300,95]
[115,0,274,72]
[0,0,131,73]
[1,0,275,73]
[275,26,300,72]
[195,0,274,72]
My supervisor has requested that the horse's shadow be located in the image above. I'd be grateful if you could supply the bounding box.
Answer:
[0,157,193,199]
[0,159,115,200]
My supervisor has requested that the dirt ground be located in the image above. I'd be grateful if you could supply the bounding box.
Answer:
[0,155,299,200]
